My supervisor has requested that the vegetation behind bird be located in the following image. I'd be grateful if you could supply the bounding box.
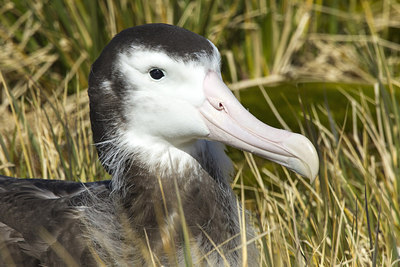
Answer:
[0,0,399,265]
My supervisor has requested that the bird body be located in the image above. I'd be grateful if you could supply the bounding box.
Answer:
[0,24,318,266]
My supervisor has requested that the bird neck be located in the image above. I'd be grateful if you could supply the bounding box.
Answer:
[108,139,233,193]
[108,140,241,258]
[85,139,251,265]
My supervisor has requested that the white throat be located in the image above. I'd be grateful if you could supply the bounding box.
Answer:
[124,131,233,179]
[99,130,234,192]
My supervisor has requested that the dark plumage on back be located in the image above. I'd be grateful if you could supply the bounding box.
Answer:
[0,175,110,266]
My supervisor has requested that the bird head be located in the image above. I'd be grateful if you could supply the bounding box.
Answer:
[88,24,319,181]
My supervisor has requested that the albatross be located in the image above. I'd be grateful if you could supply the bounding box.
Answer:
[0,23,318,266]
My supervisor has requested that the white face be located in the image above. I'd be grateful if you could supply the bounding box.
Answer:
[117,47,220,148]
[112,45,318,180]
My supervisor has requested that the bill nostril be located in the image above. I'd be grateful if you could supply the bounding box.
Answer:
[208,97,226,111]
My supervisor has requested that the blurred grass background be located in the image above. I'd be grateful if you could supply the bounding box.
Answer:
[0,0,399,266]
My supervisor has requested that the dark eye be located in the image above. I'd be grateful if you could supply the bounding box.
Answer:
[149,68,165,80]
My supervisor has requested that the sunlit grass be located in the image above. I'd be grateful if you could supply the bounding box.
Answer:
[1,0,400,265]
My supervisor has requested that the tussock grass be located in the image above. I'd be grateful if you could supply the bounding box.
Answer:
[1,0,400,265]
